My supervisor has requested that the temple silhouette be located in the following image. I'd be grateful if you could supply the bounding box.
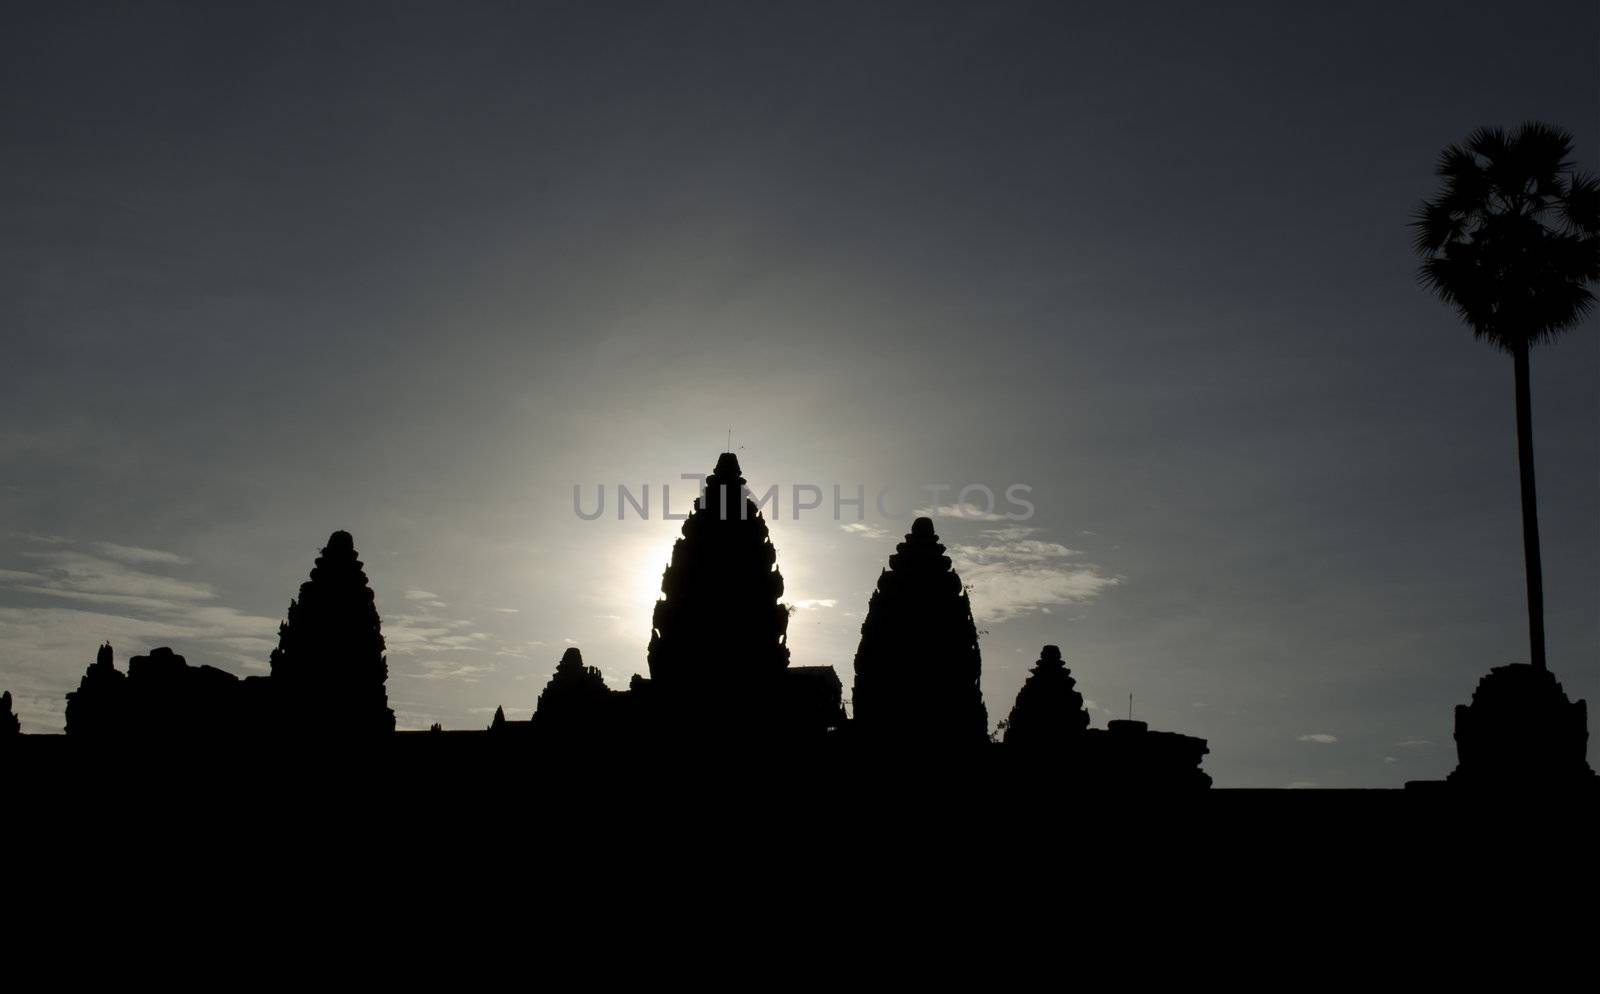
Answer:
[1424,663,1598,789]
[264,529,395,737]
[852,517,988,747]
[1002,645,1089,748]
[4,451,1595,792]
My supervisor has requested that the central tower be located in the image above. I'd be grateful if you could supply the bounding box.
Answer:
[647,452,791,719]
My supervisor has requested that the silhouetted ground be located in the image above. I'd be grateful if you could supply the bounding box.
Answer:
[5,732,1594,974]
[6,732,1585,808]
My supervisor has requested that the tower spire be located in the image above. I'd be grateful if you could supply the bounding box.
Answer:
[646,450,791,736]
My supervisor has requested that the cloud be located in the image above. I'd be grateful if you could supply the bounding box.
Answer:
[946,528,1119,624]
[494,608,520,614]
[384,612,492,655]
[15,549,218,604]
[0,546,274,688]
[5,587,202,613]
[402,660,497,682]
[1286,781,1321,789]
[1298,733,1338,744]
[789,598,838,610]
[0,603,279,648]
[1395,738,1433,748]
[955,538,1080,564]
[382,600,521,686]
[840,522,888,541]
[92,542,190,566]
[978,526,1041,542]
[915,499,1011,521]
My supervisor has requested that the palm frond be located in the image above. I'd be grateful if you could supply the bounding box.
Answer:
[1435,142,1477,179]
[1410,199,1459,254]
[1561,173,1600,235]
[1464,126,1510,165]
[1416,121,1599,349]
[1512,120,1576,175]
[1520,281,1593,345]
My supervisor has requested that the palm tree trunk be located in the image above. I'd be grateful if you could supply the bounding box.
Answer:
[1512,340,1547,671]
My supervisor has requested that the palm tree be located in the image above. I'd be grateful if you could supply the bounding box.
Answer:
[1413,122,1599,671]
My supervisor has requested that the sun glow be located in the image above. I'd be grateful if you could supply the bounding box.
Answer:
[609,529,673,639]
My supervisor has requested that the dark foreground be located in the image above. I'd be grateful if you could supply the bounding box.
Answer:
[9,734,1593,844]
[6,737,1595,975]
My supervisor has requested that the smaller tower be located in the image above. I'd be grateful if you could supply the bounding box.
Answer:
[1003,645,1089,748]
[531,647,613,741]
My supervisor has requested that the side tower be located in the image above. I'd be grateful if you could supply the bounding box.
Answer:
[268,530,395,736]
[1003,645,1089,748]
[851,517,987,746]
[531,647,614,742]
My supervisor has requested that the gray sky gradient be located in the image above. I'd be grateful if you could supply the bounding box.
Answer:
[2,1,1596,785]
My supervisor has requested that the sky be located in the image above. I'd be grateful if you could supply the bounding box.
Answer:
[2,1,1595,786]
